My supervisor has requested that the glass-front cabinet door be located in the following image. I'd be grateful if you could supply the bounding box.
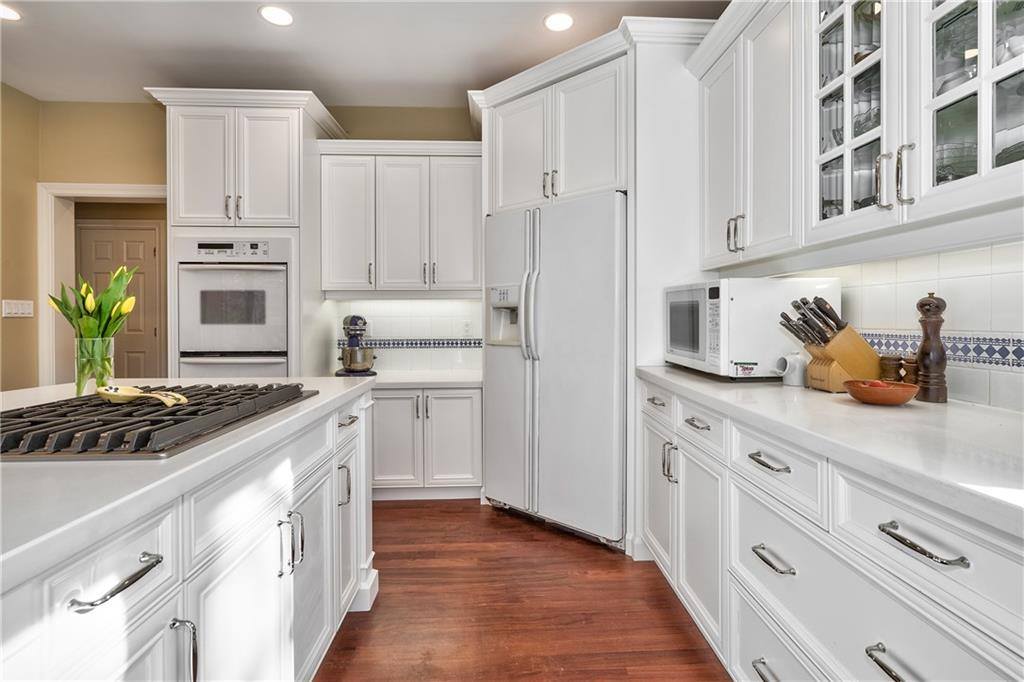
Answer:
[904,0,1024,221]
[807,0,902,244]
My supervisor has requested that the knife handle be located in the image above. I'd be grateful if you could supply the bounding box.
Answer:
[813,296,847,330]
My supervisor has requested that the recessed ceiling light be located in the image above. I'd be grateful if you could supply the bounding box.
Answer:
[544,12,573,32]
[0,4,22,21]
[259,5,293,26]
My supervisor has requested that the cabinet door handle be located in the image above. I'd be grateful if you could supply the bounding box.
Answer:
[660,442,670,478]
[287,510,305,567]
[422,262,428,285]
[684,416,711,432]
[338,464,352,506]
[235,195,242,219]
[865,642,905,682]
[67,551,163,613]
[169,619,198,682]
[877,520,970,568]
[726,217,736,252]
[415,395,420,419]
[896,143,916,205]
[277,519,294,577]
[875,152,894,210]
[734,214,746,251]
[666,445,679,483]
[338,414,359,428]
[368,262,374,286]
[432,262,437,284]
[747,450,792,474]
[551,169,559,196]
[751,543,796,575]
[542,172,550,198]
[751,658,774,682]
[225,195,232,218]
[646,396,666,407]
[425,395,431,419]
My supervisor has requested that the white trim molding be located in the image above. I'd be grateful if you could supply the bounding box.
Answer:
[466,91,486,139]
[685,2,762,78]
[36,183,167,386]
[318,139,481,157]
[144,87,346,139]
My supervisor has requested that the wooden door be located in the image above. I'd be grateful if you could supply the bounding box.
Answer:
[701,42,744,268]
[370,389,424,487]
[429,156,482,290]
[289,460,335,682]
[551,57,627,201]
[375,157,430,290]
[335,442,360,617]
[492,89,551,212]
[76,221,165,377]
[641,414,676,580]
[322,155,376,290]
[236,108,300,227]
[168,106,235,226]
[423,389,482,487]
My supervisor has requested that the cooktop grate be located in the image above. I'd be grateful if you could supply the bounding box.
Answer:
[1,383,316,461]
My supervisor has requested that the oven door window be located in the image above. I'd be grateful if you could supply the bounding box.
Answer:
[200,290,267,325]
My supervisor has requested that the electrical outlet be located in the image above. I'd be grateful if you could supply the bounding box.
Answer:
[2,300,34,318]
[462,320,472,337]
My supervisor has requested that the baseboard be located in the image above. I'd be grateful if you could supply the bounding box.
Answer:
[626,534,655,561]
[349,568,379,612]
[373,486,482,501]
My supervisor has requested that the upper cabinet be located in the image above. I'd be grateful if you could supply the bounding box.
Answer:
[321,156,376,290]
[235,108,301,227]
[375,156,431,290]
[491,57,627,213]
[430,157,482,290]
[170,107,236,226]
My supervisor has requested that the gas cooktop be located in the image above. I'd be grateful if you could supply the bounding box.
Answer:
[0,383,316,462]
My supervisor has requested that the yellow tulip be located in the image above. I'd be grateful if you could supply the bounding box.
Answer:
[80,282,89,296]
[85,292,96,313]
[48,298,60,311]
[120,296,136,314]
[110,301,122,317]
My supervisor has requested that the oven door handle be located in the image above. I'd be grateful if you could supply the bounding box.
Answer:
[178,264,287,272]
[179,357,287,364]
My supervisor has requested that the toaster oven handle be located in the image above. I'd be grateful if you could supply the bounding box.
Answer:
[178,264,286,271]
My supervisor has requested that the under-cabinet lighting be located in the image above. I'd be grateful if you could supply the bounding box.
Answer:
[0,4,21,20]
[259,5,293,26]
[544,12,574,32]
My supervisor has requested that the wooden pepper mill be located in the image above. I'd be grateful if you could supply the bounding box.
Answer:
[915,292,947,403]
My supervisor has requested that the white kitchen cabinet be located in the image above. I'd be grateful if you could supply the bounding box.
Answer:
[322,155,376,290]
[375,156,431,290]
[491,56,627,213]
[492,89,551,211]
[335,441,360,616]
[641,413,677,580]
[290,460,336,682]
[236,108,300,227]
[424,389,483,486]
[430,157,482,290]
[371,389,425,487]
[169,106,235,227]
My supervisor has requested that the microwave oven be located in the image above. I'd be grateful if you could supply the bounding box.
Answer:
[664,278,841,378]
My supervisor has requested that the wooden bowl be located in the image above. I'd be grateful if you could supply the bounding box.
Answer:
[844,380,919,406]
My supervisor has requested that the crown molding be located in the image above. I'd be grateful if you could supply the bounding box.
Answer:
[318,139,481,156]
[144,87,346,139]
[619,16,714,47]
[685,1,765,78]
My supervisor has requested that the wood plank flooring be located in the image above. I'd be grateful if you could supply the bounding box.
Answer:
[315,500,729,680]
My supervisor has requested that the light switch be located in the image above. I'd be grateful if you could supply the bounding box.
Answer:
[2,300,34,318]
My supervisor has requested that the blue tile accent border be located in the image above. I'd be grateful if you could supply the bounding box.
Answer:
[861,331,1024,369]
[337,337,483,350]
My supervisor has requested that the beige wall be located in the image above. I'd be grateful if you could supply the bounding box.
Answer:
[329,106,477,141]
[75,202,167,221]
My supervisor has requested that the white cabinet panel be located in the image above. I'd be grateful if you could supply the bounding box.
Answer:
[322,156,376,290]
[701,43,743,267]
[551,57,627,200]
[641,414,676,580]
[430,157,482,290]
[236,108,300,226]
[371,389,424,487]
[335,442,359,617]
[169,107,235,226]
[290,461,335,682]
[424,389,482,486]
[493,89,551,211]
[375,157,430,290]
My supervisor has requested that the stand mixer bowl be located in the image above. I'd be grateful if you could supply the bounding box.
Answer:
[341,346,376,372]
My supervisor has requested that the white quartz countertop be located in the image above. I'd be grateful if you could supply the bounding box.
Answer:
[371,370,482,389]
[637,365,1024,537]
[0,376,374,588]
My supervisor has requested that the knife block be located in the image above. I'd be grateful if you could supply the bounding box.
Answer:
[804,326,881,393]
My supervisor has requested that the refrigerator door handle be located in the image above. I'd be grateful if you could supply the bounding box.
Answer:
[528,208,541,360]
[519,209,533,360]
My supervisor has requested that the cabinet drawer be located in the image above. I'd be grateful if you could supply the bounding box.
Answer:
[639,380,673,423]
[730,478,1013,680]
[335,403,361,449]
[728,578,825,682]
[731,424,827,528]
[832,465,1024,652]
[184,416,333,570]
[675,394,725,459]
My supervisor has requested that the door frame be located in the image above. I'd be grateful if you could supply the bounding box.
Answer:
[36,183,167,386]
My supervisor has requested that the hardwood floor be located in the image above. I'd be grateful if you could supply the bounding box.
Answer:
[315,500,729,680]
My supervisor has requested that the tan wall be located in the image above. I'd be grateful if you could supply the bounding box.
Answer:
[1,84,41,390]
[75,202,167,221]
[329,106,477,141]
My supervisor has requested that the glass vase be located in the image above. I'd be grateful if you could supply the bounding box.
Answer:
[75,337,114,396]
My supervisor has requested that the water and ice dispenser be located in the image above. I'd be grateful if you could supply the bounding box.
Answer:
[487,285,521,345]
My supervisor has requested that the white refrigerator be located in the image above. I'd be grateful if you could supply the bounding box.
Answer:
[483,192,626,544]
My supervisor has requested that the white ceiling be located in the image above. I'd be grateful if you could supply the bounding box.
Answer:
[0,1,726,107]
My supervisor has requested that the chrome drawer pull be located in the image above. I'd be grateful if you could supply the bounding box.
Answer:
[751,543,796,575]
[170,618,198,682]
[684,416,711,431]
[865,642,904,682]
[647,396,666,407]
[877,520,970,568]
[338,464,352,506]
[338,414,359,428]
[660,442,670,479]
[748,451,792,474]
[288,510,305,567]
[277,519,294,577]
[67,551,163,613]
[751,657,774,682]
[666,445,679,484]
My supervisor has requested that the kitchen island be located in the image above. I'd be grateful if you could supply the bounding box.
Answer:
[1,376,376,681]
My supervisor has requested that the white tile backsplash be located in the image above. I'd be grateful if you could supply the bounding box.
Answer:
[861,284,897,328]
[991,241,1024,274]
[896,253,938,282]
[945,365,990,404]
[862,259,897,285]
[939,246,991,278]
[940,275,991,332]
[895,280,936,329]
[990,272,1024,333]
[990,371,1024,411]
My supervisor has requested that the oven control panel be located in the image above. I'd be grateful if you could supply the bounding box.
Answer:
[196,241,270,258]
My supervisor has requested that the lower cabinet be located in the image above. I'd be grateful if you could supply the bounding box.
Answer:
[641,413,676,578]
[335,440,360,616]
[372,387,482,490]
